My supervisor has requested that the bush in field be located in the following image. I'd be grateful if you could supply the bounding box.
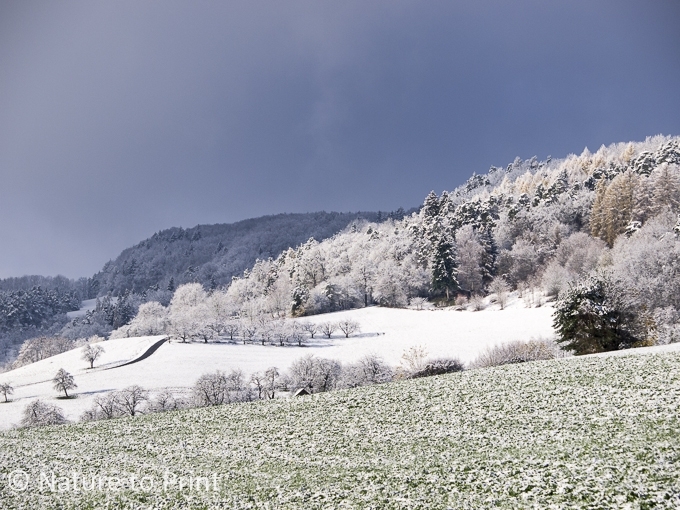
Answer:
[471,338,566,369]
[409,358,464,378]
[193,370,251,406]
[147,390,184,413]
[409,297,428,310]
[81,385,152,421]
[340,354,393,388]
[21,400,67,428]
[287,355,342,394]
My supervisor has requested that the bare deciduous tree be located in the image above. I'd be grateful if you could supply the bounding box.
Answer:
[240,321,258,345]
[272,321,290,346]
[0,382,13,403]
[320,322,337,339]
[264,367,279,399]
[289,324,306,347]
[250,372,266,399]
[223,320,240,341]
[337,319,360,338]
[52,368,77,398]
[117,385,149,417]
[149,389,181,412]
[489,277,510,310]
[300,321,319,339]
[81,344,105,369]
[193,371,229,406]
[92,393,120,419]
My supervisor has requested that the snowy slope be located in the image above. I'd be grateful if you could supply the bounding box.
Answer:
[2,297,679,430]
[0,298,555,429]
[65,298,99,319]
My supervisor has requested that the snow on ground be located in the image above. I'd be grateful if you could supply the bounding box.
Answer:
[1,296,554,428]
[4,294,671,430]
[0,336,163,429]
[585,341,680,358]
[66,298,99,319]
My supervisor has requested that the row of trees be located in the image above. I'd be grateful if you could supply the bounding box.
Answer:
[110,282,361,345]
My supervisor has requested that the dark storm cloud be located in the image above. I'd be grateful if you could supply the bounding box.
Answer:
[1,0,679,278]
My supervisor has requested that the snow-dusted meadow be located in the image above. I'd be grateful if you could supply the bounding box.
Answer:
[0,297,554,429]
[1,348,679,508]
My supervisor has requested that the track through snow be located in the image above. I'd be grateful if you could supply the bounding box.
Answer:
[108,336,168,369]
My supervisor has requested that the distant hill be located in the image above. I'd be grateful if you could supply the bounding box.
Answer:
[90,210,411,297]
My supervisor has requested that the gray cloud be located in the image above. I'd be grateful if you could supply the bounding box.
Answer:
[1,0,679,277]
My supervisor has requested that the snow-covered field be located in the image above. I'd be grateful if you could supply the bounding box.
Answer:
[65,298,98,319]
[0,298,554,429]
[2,349,679,509]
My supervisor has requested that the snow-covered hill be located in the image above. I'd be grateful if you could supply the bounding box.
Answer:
[0,297,554,429]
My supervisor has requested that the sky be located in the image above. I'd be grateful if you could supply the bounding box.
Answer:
[1,1,679,279]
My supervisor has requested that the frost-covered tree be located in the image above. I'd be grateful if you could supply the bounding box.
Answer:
[81,343,105,369]
[427,225,458,300]
[592,171,639,246]
[341,354,393,388]
[249,372,266,399]
[553,272,639,354]
[264,366,279,399]
[320,321,337,339]
[117,385,148,417]
[288,355,318,393]
[288,355,341,394]
[542,232,606,297]
[300,321,319,339]
[455,225,484,293]
[21,400,67,427]
[193,371,230,406]
[488,277,510,309]
[12,336,73,369]
[92,393,120,420]
[609,212,680,338]
[116,301,168,337]
[337,319,360,338]
[166,283,208,342]
[289,323,306,346]
[223,319,240,341]
[148,390,182,413]
[52,368,77,398]
[650,163,680,216]
[0,382,13,402]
